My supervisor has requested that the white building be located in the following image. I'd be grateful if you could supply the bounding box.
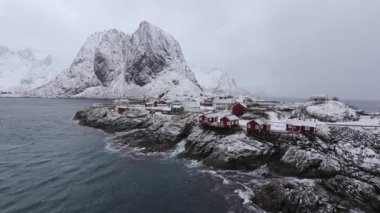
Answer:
[180,100,201,112]
[212,98,236,110]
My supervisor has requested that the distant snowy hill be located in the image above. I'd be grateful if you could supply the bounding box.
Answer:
[30,21,204,99]
[195,69,251,96]
[0,46,60,92]
[294,100,359,122]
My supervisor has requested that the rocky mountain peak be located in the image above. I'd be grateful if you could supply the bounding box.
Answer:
[31,21,203,99]
[94,29,129,87]
[132,21,184,61]
[125,21,187,86]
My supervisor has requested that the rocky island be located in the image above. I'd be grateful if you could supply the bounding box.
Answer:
[74,105,380,213]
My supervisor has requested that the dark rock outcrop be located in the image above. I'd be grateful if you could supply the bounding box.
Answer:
[74,107,380,212]
[74,107,193,152]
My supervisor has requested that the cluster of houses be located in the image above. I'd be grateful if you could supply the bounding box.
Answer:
[199,113,240,128]
[199,110,317,136]
[113,97,318,136]
[114,99,204,115]
[199,100,317,136]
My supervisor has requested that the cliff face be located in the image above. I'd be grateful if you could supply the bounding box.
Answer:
[74,106,380,212]
[31,21,203,99]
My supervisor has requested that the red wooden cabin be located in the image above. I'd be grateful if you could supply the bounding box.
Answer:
[199,113,219,124]
[286,120,317,135]
[247,119,271,134]
[219,115,239,128]
[116,106,128,114]
[232,103,248,116]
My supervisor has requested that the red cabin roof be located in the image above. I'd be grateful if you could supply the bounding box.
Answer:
[220,115,239,121]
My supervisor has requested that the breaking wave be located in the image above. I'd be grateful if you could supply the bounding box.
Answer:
[184,160,203,168]
[234,187,254,205]
[169,140,186,158]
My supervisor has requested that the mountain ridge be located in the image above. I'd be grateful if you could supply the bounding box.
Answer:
[30,21,204,99]
[195,68,251,97]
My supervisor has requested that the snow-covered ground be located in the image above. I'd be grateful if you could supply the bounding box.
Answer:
[334,115,380,126]
[266,111,287,132]
[301,100,359,122]
[239,119,249,128]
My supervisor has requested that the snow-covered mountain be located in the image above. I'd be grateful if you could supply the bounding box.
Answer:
[0,46,60,92]
[195,69,251,96]
[30,21,204,99]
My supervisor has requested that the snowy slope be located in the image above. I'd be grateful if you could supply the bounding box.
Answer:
[30,21,203,99]
[0,45,60,92]
[195,69,251,97]
[295,100,359,122]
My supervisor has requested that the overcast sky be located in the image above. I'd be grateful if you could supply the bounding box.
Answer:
[1,0,379,100]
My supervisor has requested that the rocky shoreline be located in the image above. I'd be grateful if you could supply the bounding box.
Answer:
[74,107,380,212]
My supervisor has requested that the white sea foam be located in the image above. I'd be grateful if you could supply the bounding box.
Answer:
[104,138,123,153]
[200,170,230,184]
[169,140,186,158]
[104,135,170,160]
[234,186,254,205]
[104,143,119,153]
[185,160,203,168]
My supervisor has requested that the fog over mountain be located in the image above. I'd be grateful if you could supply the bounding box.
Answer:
[1,0,380,100]
[0,45,61,92]
[194,68,251,97]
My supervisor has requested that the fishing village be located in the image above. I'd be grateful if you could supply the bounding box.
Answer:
[98,94,380,138]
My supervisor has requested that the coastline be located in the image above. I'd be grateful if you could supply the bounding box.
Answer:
[74,106,380,212]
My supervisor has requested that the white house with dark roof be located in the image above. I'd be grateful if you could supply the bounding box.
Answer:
[213,98,236,110]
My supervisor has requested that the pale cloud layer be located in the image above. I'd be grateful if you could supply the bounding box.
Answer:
[1,0,379,100]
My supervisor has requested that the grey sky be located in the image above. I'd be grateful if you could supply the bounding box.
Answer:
[1,0,379,100]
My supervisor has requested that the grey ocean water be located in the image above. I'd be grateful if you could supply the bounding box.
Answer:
[0,98,228,213]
